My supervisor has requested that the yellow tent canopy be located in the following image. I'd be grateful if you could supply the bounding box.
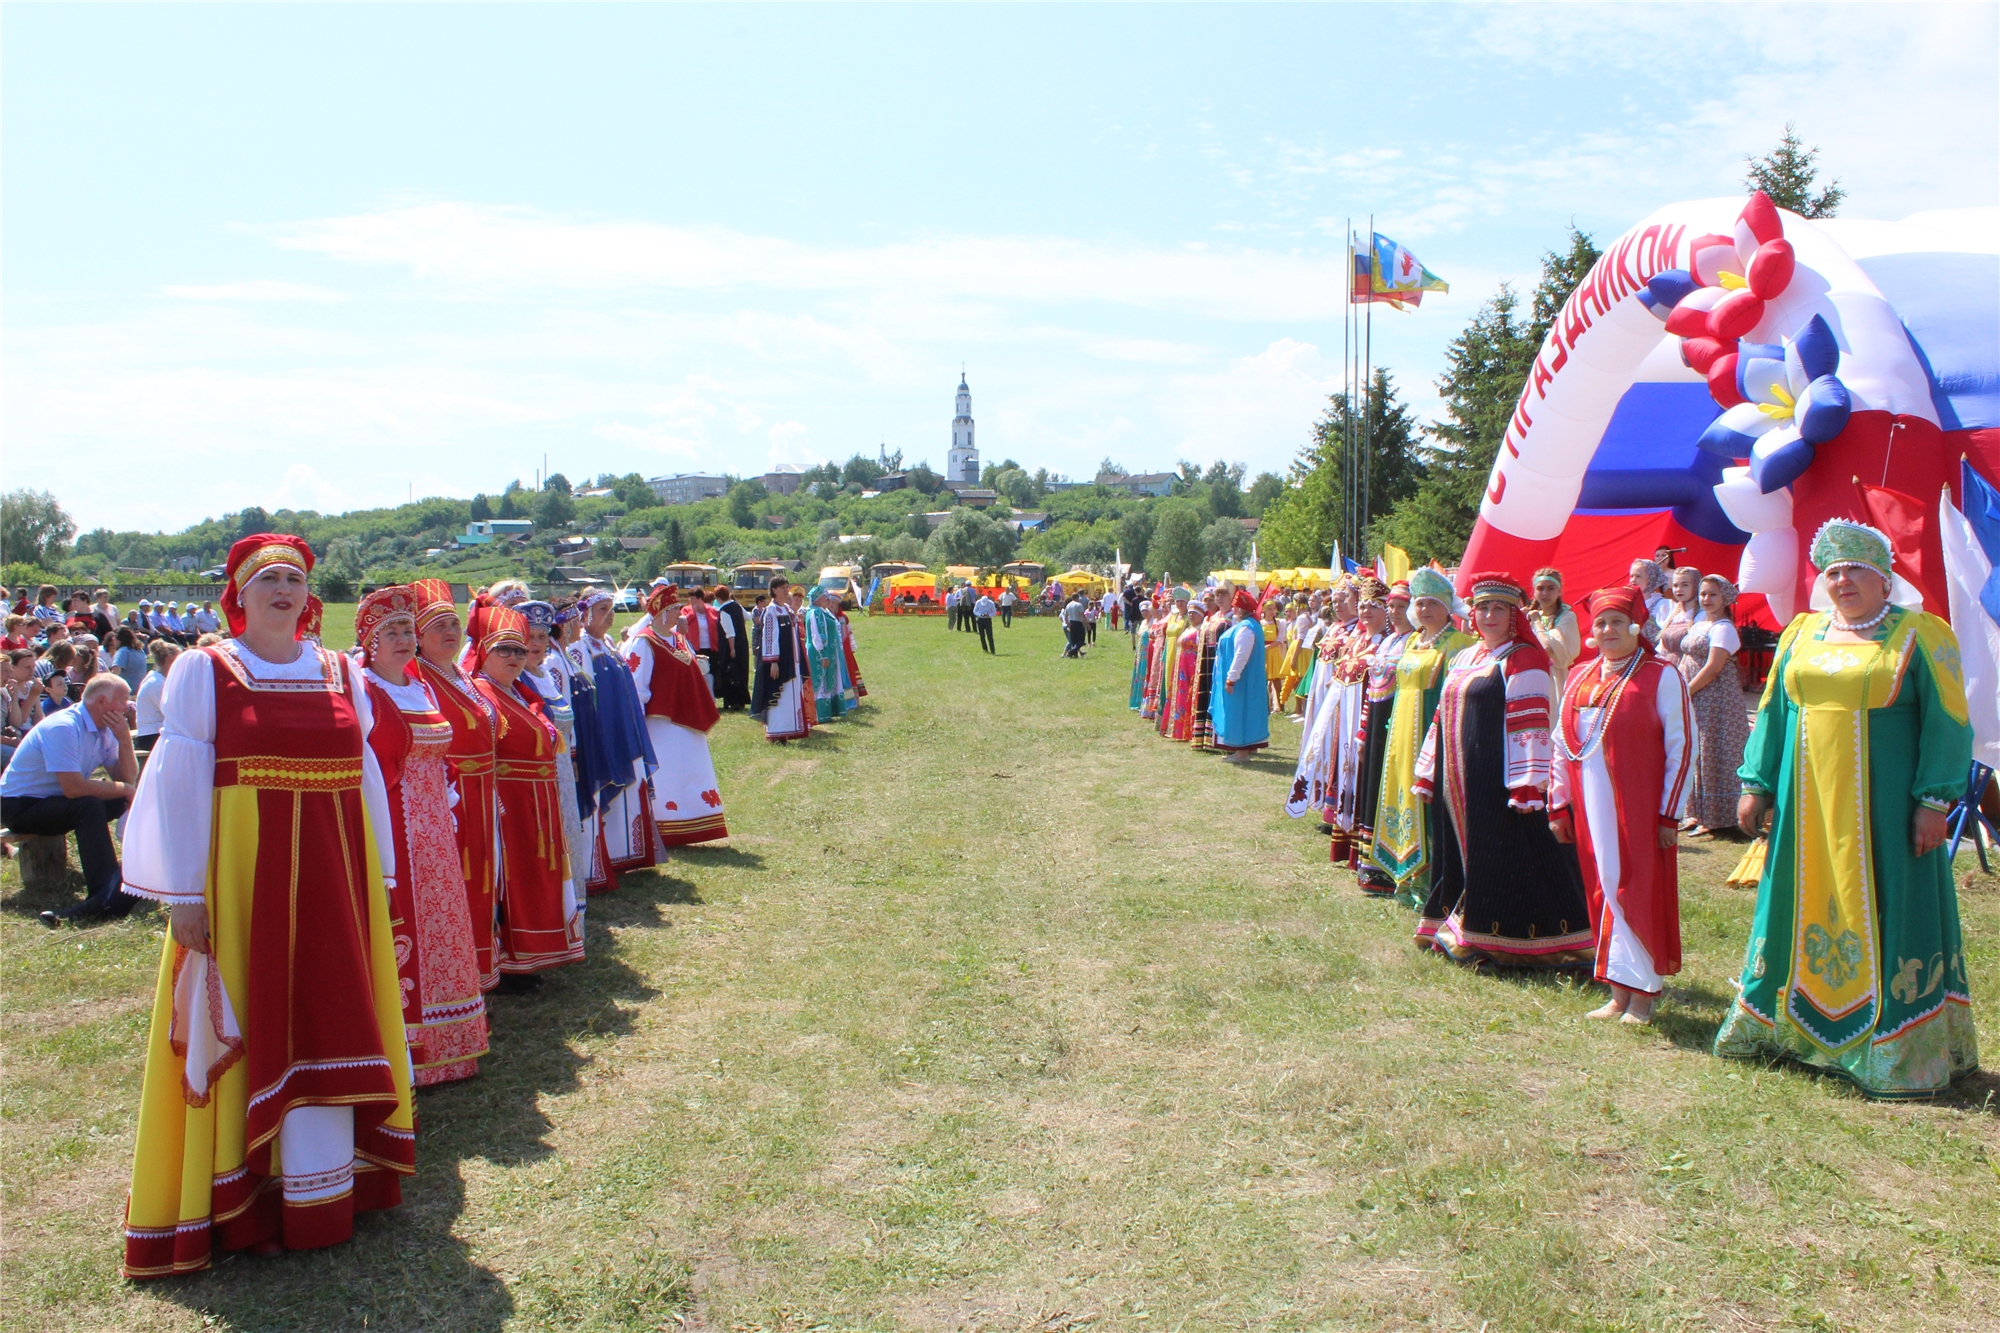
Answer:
[1051,570,1108,592]
[883,570,939,589]
[1210,568,1252,585]
[944,565,982,580]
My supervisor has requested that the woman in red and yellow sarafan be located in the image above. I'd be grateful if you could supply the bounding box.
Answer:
[121,534,414,1277]
[356,586,489,1083]
[473,606,584,977]
[411,579,501,991]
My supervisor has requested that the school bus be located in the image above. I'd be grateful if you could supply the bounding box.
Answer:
[816,564,864,609]
[658,562,723,596]
[725,561,792,606]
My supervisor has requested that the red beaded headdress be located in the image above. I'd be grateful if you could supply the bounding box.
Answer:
[354,585,418,665]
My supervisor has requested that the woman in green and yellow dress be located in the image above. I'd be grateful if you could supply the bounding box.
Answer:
[1715,519,1978,1099]
[1366,568,1474,906]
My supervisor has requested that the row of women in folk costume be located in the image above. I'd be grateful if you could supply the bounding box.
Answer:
[1129,585,1270,760]
[740,576,867,743]
[1277,525,1978,1098]
[118,536,734,1278]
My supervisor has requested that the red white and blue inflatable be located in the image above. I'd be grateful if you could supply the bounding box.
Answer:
[1459,193,2000,638]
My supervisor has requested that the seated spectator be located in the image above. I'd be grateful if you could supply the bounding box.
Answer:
[132,641,177,756]
[109,628,148,691]
[3,649,43,767]
[41,674,73,716]
[67,639,103,693]
[29,585,62,624]
[34,643,75,683]
[191,600,220,636]
[88,589,118,639]
[1,673,141,924]
[1,616,31,652]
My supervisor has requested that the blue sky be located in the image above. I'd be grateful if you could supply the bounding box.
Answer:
[6,3,1995,533]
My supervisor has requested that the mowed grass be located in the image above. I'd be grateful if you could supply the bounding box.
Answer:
[4,611,1998,1333]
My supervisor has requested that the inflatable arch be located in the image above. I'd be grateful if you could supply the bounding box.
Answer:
[1458,194,2000,629]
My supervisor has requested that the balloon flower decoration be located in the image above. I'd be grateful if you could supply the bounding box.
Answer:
[1634,191,1853,494]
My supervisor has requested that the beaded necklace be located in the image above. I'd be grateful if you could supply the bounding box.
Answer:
[1554,650,1644,765]
[1829,601,1892,633]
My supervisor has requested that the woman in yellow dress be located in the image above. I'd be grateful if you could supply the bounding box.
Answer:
[1365,568,1474,907]
[121,534,412,1276]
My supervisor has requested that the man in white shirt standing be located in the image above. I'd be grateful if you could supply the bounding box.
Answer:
[998,586,1017,629]
[972,591,998,655]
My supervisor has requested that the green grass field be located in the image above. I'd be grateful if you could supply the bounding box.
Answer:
[4,614,1996,1333]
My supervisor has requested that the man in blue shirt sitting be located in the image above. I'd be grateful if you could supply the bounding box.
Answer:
[1,673,140,926]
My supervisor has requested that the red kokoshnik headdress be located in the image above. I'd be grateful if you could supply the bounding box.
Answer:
[409,578,460,636]
[354,585,418,666]
[1230,588,1260,616]
[469,605,529,678]
[645,583,679,617]
[219,532,320,640]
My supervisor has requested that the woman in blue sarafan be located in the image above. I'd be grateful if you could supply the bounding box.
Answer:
[565,588,660,892]
[1209,588,1270,763]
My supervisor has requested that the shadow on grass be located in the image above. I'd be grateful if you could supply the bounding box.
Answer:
[1654,978,1734,1051]
[664,844,766,873]
[142,884,670,1331]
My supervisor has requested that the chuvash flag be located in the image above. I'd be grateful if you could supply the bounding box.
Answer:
[1352,236,1447,308]
[1355,232,1449,308]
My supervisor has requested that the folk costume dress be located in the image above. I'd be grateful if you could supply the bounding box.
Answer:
[836,606,868,708]
[1284,621,1348,820]
[520,604,591,893]
[754,598,814,742]
[122,536,413,1277]
[1323,614,1383,853]
[1414,578,1592,967]
[1366,614,1474,903]
[804,594,849,722]
[1549,591,1695,997]
[716,597,753,711]
[1154,605,1190,737]
[1189,608,1226,750]
[1675,610,1752,832]
[1209,601,1270,755]
[627,591,729,847]
[363,662,489,1084]
[1713,521,1977,1097]
[411,581,501,990]
[575,619,661,887]
[1129,616,1153,711]
[1167,619,1202,742]
[1352,624,1413,887]
[475,611,585,975]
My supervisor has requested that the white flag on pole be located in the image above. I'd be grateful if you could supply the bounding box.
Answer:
[1940,487,2000,767]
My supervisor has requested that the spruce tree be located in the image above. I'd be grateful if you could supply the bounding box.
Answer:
[1744,125,1844,218]
[1259,367,1427,568]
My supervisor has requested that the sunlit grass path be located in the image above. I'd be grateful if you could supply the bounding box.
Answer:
[5,613,1997,1333]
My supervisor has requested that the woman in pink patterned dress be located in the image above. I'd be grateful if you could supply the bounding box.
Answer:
[356,587,489,1086]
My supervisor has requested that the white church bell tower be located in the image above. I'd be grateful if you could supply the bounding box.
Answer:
[948,372,979,484]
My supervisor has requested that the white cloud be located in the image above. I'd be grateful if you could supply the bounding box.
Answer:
[161,280,348,303]
[262,200,1355,322]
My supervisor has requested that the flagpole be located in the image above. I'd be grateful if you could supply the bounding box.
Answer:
[1342,219,1354,567]
[1362,212,1375,567]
